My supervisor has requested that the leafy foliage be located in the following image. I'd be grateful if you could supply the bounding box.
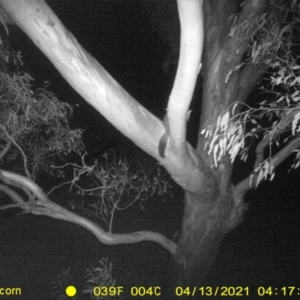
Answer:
[0,49,85,180]
[224,0,300,86]
[83,258,118,299]
[202,0,300,187]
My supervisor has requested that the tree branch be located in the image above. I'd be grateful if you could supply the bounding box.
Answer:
[0,169,36,205]
[166,0,203,156]
[0,0,213,197]
[0,169,178,256]
[254,104,300,168]
[233,135,300,202]
[0,184,25,207]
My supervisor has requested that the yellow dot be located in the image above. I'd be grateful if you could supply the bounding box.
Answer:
[65,285,77,297]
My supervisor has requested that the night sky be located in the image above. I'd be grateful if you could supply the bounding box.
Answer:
[1,0,300,298]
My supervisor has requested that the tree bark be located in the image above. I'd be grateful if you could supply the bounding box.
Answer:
[165,183,247,295]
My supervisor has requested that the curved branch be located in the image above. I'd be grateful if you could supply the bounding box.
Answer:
[158,0,217,199]
[1,170,49,203]
[0,184,25,206]
[0,169,35,204]
[35,202,178,255]
[233,135,300,202]
[166,0,203,155]
[0,169,178,256]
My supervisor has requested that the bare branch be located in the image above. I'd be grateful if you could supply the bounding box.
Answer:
[1,170,48,203]
[166,0,203,156]
[0,184,25,206]
[0,169,178,256]
[0,169,35,204]
[271,136,300,168]
[30,199,178,255]
[233,135,300,202]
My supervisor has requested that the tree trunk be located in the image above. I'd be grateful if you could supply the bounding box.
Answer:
[163,1,268,292]
[165,186,245,297]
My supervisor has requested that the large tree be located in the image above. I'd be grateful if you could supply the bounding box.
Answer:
[0,0,299,292]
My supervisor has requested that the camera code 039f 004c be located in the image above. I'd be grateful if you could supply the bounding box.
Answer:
[92,286,161,297]
[175,286,250,297]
